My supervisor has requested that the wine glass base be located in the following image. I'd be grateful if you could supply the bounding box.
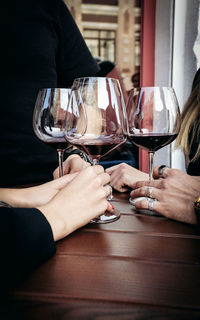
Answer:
[129,197,162,217]
[90,207,120,224]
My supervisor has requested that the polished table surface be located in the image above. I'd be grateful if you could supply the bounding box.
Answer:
[5,192,200,319]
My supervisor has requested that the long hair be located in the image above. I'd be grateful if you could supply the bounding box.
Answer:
[175,70,200,161]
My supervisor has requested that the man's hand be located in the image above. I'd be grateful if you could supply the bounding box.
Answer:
[130,167,200,224]
[106,163,148,192]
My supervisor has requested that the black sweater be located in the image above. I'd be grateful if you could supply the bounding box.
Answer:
[0,207,56,293]
[0,0,99,187]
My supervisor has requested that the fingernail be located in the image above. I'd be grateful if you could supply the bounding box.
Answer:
[107,203,114,212]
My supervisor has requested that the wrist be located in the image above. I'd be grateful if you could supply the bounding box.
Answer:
[65,148,93,164]
[37,204,66,242]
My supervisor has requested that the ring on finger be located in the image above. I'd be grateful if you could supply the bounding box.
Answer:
[158,165,168,178]
[148,198,155,211]
[146,186,153,198]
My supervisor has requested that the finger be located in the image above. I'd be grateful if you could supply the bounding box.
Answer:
[68,159,86,173]
[107,202,114,212]
[130,186,162,201]
[91,164,105,175]
[103,184,112,198]
[110,178,129,192]
[153,165,171,179]
[109,175,123,192]
[117,186,129,192]
[53,165,67,178]
[105,164,121,174]
[97,172,111,187]
[52,172,78,188]
[62,161,70,175]
[134,198,163,216]
[132,179,163,190]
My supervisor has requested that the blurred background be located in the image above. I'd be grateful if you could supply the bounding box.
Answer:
[64,0,200,173]
[64,0,141,91]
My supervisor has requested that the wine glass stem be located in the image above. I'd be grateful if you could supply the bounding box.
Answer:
[57,149,64,177]
[148,151,155,180]
[93,157,113,200]
[93,158,98,166]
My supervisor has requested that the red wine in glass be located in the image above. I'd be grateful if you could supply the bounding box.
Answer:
[64,77,127,223]
[128,133,178,152]
[126,87,181,214]
[70,136,125,163]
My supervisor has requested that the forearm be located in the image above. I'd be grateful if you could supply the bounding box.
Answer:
[0,188,31,207]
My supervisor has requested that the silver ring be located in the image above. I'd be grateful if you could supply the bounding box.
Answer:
[146,186,153,198]
[158,165,168,178]
[148,198,155,211]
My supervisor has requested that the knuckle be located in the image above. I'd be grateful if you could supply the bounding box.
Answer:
[141,186,147,196]
[119,163,128,171]
[95,176,102,187]
[134,181,140,189]
[104,172,111,182]
[135,199,146,209]
[162,179,168,189]
[105,186,111,198]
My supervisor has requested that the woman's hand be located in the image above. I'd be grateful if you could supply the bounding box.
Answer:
[0,173,78,208]
[38,165,111,241]
[53,154,90,178]
[130,166,200,224]
[106,163,148,192]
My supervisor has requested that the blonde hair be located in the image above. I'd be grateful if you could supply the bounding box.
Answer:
[175,82,200,161]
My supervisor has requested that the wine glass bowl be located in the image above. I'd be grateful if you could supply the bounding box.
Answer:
[127,86,181,214]
[64,77,127,223]
[33,88,71,177]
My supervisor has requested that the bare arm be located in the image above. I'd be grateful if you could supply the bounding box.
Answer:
[0,173,78,208]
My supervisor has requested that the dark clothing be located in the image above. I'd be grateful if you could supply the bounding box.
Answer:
[0,207,55,293]
[0,0,99,187]
[187,158,200,176]
[187,71,200,176]
[187,115,200,176]
[96,60,115,76]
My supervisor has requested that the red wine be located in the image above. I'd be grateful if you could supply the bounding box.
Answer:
[128,133,178,152]
[45,141,69,151]
[70,138,125,160]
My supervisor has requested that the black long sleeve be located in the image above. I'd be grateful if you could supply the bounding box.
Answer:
[0,0,99,187]
[0,207,56,293]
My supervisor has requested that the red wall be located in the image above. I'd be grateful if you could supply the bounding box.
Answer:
[139,0,156,172]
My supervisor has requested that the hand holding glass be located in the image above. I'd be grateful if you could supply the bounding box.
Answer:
[64,77,127,223]
[127,86,181,214]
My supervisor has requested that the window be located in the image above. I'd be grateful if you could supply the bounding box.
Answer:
[84,29,115,62]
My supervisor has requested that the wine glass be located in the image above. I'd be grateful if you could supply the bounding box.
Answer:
[64,77,127,223]
[127,86,181,214]
[33,88,71,177]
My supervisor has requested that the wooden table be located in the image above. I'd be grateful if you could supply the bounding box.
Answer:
[4,192,200,319]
